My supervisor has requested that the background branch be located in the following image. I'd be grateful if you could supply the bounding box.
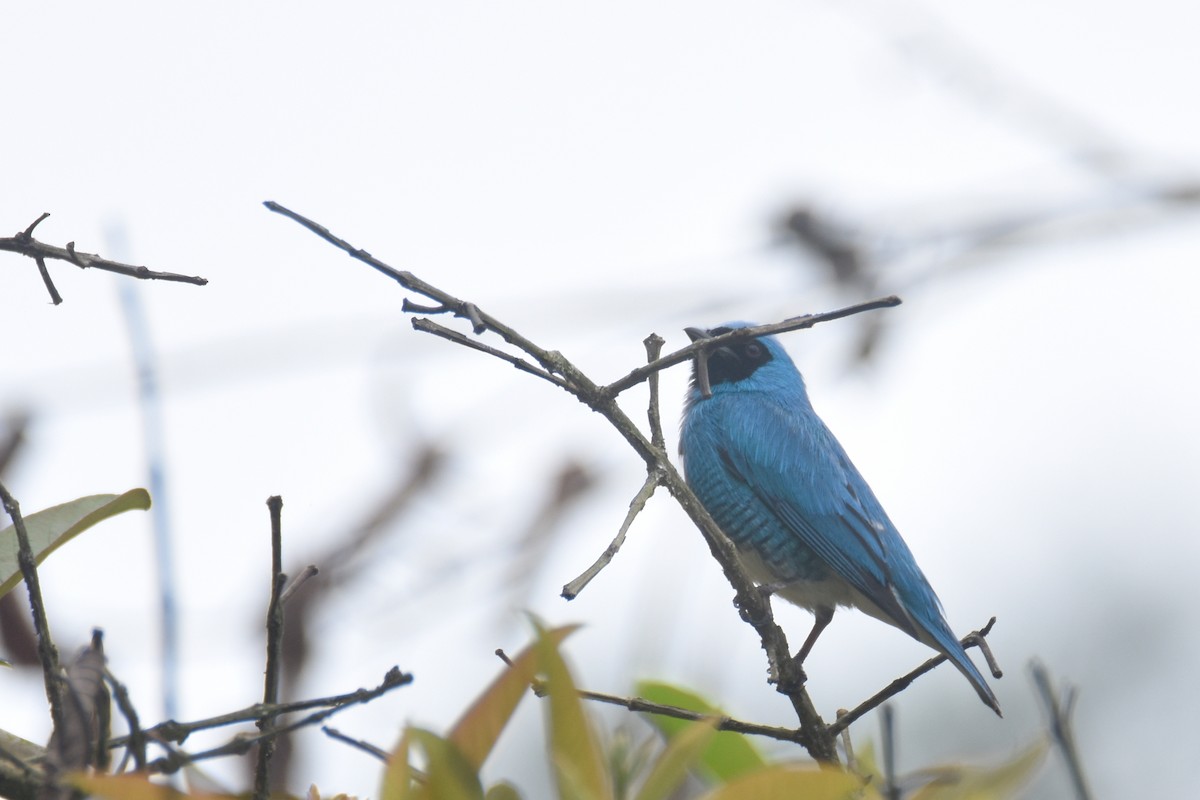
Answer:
[2,214,209,297]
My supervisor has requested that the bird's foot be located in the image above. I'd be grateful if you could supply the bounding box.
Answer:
[733,585,778,625]
[772,654,809,693]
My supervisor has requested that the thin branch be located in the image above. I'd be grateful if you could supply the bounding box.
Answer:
[321,727,389,763]
[1,214,208,291]
[253,496,287,800]
[643,334,666,449]
[602,296,903,399]
[34,258,61,305]
[279,564,319,607]
[148,678,404,775]
[827,617,998,737]
[410,317,571,390]
[1030,662,1093,800]
[264,201,585,380]
[110,666,413,750]
[494,647,809,745]
[104,666,146,771]
[0,481,67,750]
[562,470,660,599]
[577,686,805,745]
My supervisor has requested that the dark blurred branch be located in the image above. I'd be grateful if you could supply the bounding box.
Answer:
[265,202,916,764]
[1030,662,1093,800]
[505,460,598,609]
[1,214,208,301]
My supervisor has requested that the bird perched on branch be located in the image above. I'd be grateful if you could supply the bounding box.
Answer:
[680,322,1000,715]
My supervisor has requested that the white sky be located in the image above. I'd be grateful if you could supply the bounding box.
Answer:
[3,2,1199,797]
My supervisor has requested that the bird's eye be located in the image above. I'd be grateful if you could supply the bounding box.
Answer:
[743,342,763,359]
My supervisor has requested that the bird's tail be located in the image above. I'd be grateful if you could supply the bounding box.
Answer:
[924,622,1002,716]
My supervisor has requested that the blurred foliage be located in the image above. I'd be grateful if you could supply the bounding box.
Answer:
[61,621,1045,800]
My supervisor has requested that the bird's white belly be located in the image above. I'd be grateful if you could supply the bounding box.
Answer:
[736,547,898,630]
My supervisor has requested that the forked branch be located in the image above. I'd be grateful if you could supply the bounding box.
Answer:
[266,200,951,764]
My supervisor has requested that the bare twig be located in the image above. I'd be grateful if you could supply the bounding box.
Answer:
[577,686,805,745]
[321,726,389,763]
[2,214,208,295]
[138,667,413,776]
[110,666,414,750]
[835,708,855,770]
[411,317,571,389]
[880,704,899,800]
[827,617,998,737]
[1030,662,1093,800]
[253,496,287,800]
[34,258,61,305]
[562,471,659,600]
[643,334,666,449]
[602,296,903,399]
[494,647,808,745]
[105,665,146,771]
[0,481,67,755]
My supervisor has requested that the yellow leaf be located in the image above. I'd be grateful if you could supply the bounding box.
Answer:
[0,490,152,598]
[700,765,881,800]
[380,730,413,800]
[449,625,578,771]
[534,619,611,800]
[67,772,233,800]
[909,740,1048,800]
[408,728,483,800]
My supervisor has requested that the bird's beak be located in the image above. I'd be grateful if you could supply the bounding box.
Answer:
[684,326,712,342]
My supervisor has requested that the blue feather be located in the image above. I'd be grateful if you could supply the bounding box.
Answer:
[680,322,1000,715]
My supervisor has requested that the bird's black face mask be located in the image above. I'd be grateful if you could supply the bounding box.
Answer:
[686,326,774,394]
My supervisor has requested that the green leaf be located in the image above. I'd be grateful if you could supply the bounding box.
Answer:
[699,765,880,800]
[409,727,485,800]
[635,680,766,783]
[909,739,1049,800]
[0,490,152,599]
[449,625,579,771]
[633,717,718,800]
[534,619,612,800]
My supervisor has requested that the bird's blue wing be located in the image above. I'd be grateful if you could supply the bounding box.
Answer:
[707,391,946,641]
[683,371,999,714]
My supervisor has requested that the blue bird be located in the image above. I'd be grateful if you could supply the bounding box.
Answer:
[680,322,1000,715]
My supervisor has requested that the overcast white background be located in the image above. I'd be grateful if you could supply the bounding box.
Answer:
[3,2,1199,797]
